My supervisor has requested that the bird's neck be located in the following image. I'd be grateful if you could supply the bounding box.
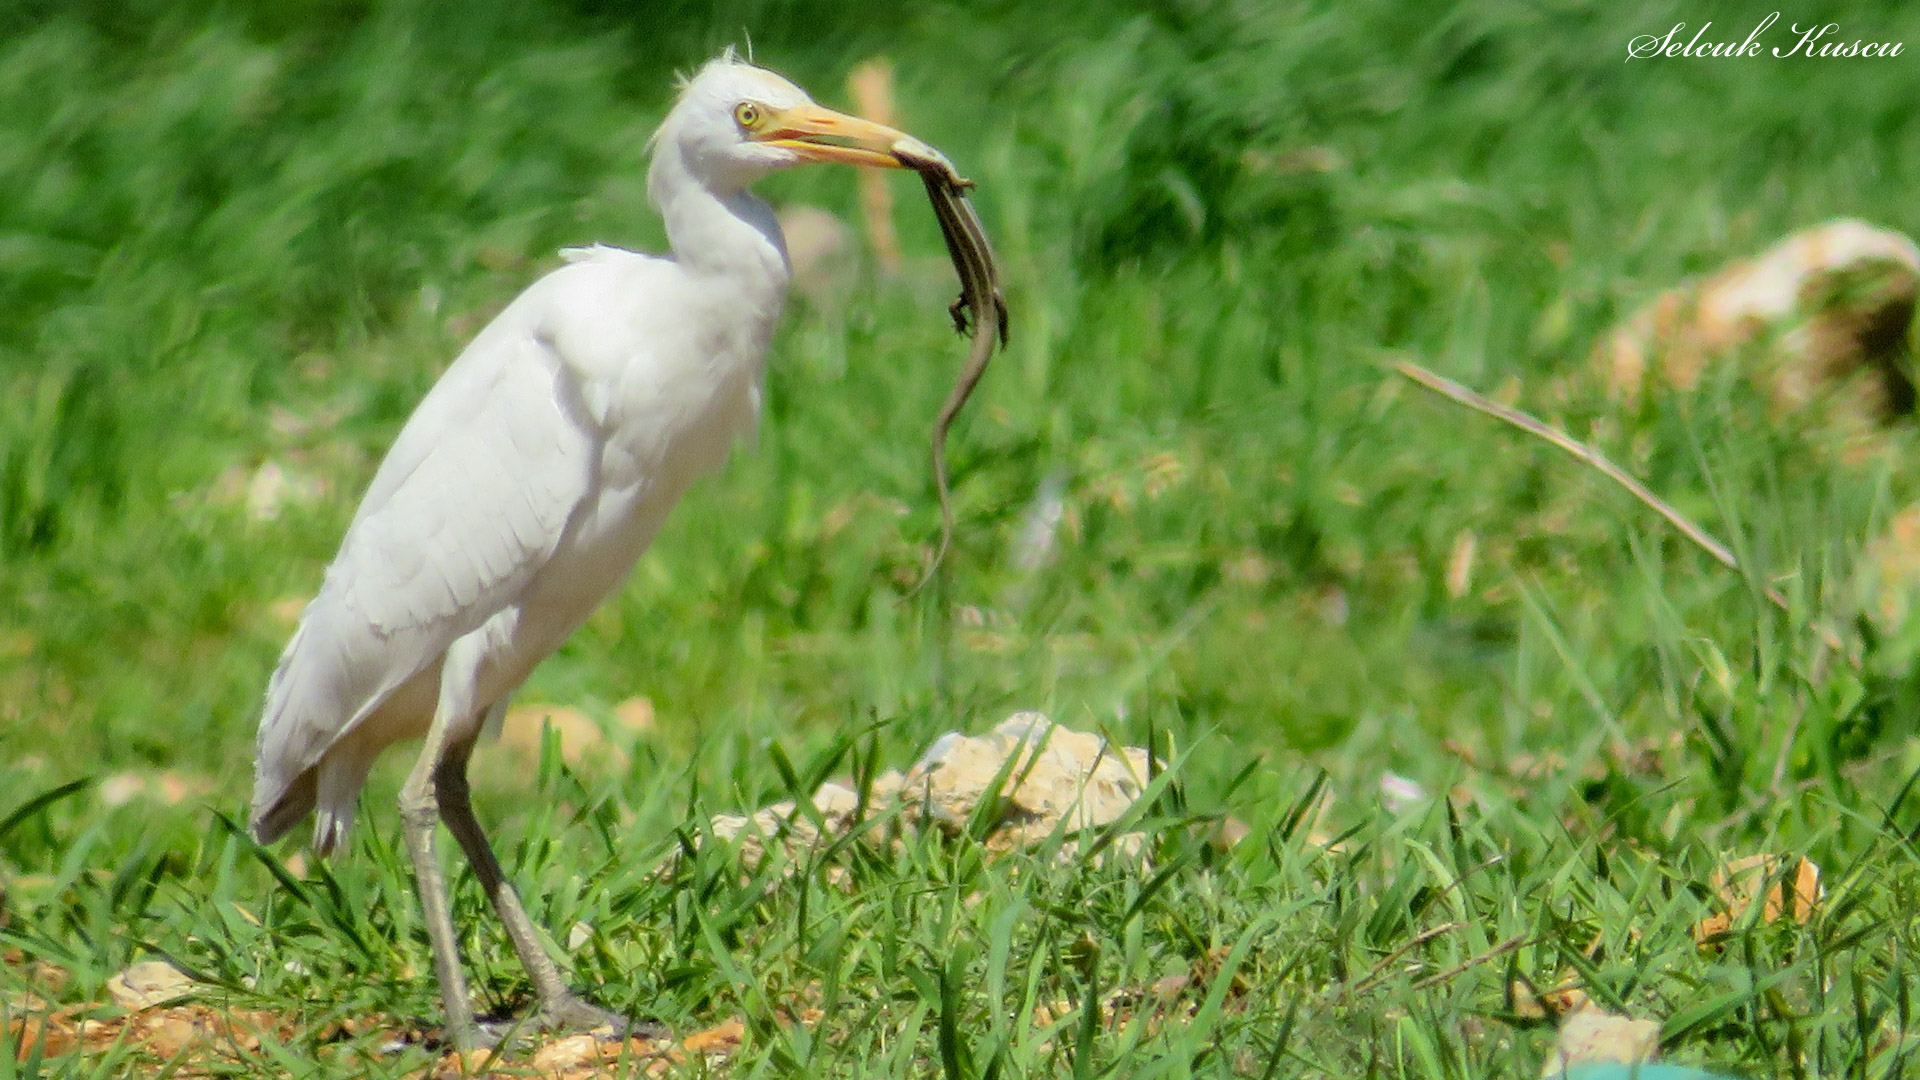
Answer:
[653,155,790,299]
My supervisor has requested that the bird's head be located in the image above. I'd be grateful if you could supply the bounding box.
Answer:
[653,52,916,195]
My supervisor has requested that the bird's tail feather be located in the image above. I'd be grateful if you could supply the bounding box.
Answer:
[311,803,353,857]
[250,765,316,847]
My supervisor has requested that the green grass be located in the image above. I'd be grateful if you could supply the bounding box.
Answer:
[6,0,1920,1075]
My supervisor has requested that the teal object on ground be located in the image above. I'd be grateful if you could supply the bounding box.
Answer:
[1560,1065,1742,1080]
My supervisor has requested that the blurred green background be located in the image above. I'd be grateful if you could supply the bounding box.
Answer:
[4,1,1920,1072]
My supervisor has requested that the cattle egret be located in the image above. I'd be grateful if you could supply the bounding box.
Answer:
[250,54,929,1047]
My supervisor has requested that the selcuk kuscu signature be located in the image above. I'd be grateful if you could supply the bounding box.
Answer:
[1627,12,1904,60]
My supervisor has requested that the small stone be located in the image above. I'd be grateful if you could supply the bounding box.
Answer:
[142,1013,203,1058]
[152,772,196,805]
[1379,772,1426,814]
[866,769,905,804]
[268,596,309,626]
[709,800,821,867]
[1543,1004,1659,1076]
[9,1015,78,1057]
[107,960,196,1011]
[810,782,861,825]
[530,1032,612,1072]
[613,697,655,733]
[499,704,623,770]
[680,1016,745,1055]
[99,773,145,807]
[423,1046,504,1078]
[1694,854,1821,943]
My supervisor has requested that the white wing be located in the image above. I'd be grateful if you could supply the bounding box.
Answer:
[252,315,599,821]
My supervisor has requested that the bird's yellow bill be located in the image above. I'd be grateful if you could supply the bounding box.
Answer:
[753,103,914,168]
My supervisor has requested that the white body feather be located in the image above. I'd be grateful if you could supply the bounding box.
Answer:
[252,57,803,852]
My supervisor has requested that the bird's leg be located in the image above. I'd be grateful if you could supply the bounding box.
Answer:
[398,663,483,1050]
[435,706,637,1038]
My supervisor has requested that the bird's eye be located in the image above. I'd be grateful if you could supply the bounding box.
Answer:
[733,102,761,128]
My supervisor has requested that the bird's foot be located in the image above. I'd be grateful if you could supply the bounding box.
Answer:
[537,993,670,1042]
[424,999,664,1045]
[421,999,666,1055]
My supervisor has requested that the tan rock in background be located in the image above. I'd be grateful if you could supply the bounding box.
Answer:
[499,704,623,770]
[1598,219,1918,422]
[900,712,1151,842]
[706,713,1168,866]
[777,205,858,307]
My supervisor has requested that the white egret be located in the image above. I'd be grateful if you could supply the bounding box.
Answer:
[250,54,930,1047]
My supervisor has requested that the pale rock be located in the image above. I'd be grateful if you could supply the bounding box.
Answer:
[1542,1003,1659,1076]
[107,959,196,1011]
[145,1014,203,1058]
[704,713,1166,867]
[709,782,868,866]
[866,769,905,805]
[900,712,1150,841]
[810,781,862,824]
[1151,974,1191,1001]
[499,704,623,769]
[707,808,793,867]
[98,773,146,808]
[614,696,655,733]
[680,1015,746,1055]
[1598,219,1919,422]
[529,1032,632,1073]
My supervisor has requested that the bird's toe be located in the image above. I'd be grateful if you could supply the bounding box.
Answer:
[538,993,668,1041]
